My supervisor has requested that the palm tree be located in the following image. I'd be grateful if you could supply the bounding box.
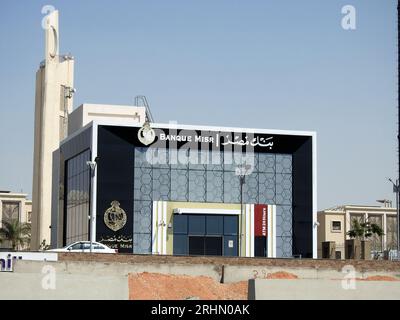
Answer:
[0,219,31,251]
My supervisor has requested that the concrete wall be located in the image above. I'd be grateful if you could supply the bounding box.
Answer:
[1,254,399,299]
[68,104,146,135]
[0,259,220,300]
[0,272,127,300]
[248,279,400,300]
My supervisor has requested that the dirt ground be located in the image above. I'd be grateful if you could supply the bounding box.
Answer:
[358,275,400,281]
[128,272,248,300]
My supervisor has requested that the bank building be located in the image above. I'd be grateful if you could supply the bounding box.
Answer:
[32,10,317,258]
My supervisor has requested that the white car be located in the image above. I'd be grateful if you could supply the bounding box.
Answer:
[47,241,117,253]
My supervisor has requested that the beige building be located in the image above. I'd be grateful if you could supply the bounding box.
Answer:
[318,204,398,259]
[0,191,32,249]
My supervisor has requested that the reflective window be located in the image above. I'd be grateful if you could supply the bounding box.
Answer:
[65,149,90,245]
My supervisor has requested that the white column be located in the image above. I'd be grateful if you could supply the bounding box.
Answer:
[157,201,162,254]
[250,204,255,257]
[162,201,167,255]
[152,201,157,254]
[91,123,98,243]
[267,205,277,258]
[244,204,248,257]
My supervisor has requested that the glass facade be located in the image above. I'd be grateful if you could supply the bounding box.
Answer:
[134,147,293,257]
[65,149,91,244]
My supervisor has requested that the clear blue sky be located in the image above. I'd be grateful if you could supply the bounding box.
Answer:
[0,0,397,209]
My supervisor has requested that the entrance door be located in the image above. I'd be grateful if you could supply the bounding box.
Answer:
[189,236,222,256]
[254,236,267,257]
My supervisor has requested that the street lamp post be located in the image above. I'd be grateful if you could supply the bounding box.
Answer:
[87,159,98,254]
[236,164,252,257]
[388,178,400,256]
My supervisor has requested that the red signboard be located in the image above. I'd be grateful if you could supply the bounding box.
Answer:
[254,204,268,237]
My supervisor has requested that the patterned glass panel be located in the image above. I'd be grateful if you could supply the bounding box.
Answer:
[152,168,170,201]
[206,171,223,203]
[150,148,169,169]
[276,154,292,174]
[133,233,151,254]
[188,149,207,171]
[259,172,275,204]
[243,173,259,204]
[133,200,152,234]
[276,236,293,257]
[242,152,258,174]
[170,149,188,169]
[134,167,152,201]
[206,151,224,171]
[189,170,206,202]
[171,169,189,201]
[135,147,152,168]
[132,146,294,258]
[276,173,292,205]
[223,151,243,172]
[276,205,293,238]
[224,171,240,203]
[259,154,275,173]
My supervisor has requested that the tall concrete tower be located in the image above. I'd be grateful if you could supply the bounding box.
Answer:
[31,10,74,250]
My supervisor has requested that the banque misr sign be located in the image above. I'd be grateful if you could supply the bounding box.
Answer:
[137,124,275,151]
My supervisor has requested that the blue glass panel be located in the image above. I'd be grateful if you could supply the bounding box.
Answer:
[188,215,205,235]
[206,215,223,235]
[174,214,188,234]
[223,216,238,235]
[173,234,188,255]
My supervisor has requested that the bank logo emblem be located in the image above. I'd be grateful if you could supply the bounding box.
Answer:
[104,201,127,232]
[138,122,156,145]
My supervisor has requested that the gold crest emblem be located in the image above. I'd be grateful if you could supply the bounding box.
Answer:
[104,201,127,232]
[138,122,156,145]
